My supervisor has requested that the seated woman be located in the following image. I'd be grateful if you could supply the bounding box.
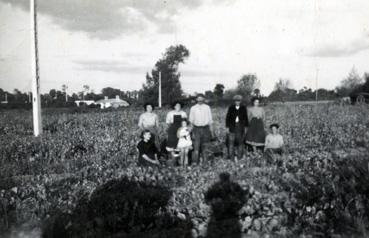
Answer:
[264,123,284,155]
[137,130,161,166]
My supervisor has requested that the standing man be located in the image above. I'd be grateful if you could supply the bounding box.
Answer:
[189,94,214,164]
[226,95,248,161]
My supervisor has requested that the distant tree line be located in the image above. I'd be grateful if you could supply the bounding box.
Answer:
[2,44,369,110]
[0,86,142,109]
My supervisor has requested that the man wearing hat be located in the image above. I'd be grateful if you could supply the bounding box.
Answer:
[225,95,249,160]
[189,94,214,164]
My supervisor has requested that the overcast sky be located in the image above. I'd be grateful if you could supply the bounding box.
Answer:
[0,0,369,96]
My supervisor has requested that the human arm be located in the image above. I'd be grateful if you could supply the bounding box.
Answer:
[154,113,159,129]
[264,135,270,151]
[142,154,160,165]
[225,106,231,129]
[243,106,249,127]
[182,111,188,119]
[138,114,144,130]
[166,111,172,124]
[279,135,284,147]
[189,107,194,125]
[208,106,215,137]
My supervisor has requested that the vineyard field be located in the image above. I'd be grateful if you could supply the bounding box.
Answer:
[1,103,369,238]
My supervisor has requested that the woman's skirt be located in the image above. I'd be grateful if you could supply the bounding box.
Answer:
[167,123,181,149]
[245,118,266,147]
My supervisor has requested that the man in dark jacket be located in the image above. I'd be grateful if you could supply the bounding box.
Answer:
[226,95,248,160]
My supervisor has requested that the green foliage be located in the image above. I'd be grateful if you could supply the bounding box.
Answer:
[236,74,260,100]
[1,104,369,237]
[142,45,190,106]
[213,84,225,100]
[336,67,363,97]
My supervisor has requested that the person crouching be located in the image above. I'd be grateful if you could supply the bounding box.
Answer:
[137,130,161,166]
[264,123,284,162]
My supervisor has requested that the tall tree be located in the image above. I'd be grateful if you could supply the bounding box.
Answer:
[82,85,90,100]
[214,84,225,99]
[274,79,292,92]
[62,84,68,102]
[49,89,57,99]
[236,74,260,99]
[336,67,363,97]
[142,45,190,105]
[101,87,122,99]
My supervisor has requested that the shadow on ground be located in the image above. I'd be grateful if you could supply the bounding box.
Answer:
[205,172,248,238]
[42,177,192,238]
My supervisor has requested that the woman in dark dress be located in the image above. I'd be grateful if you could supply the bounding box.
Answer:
[245,97,266,152]
[137,130,160,166]
[165,102,187,156]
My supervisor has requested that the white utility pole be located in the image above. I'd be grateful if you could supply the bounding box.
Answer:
[158,71,162,108]
[31,0,42,136]
[315,68,319,102]
[64,85,68,102]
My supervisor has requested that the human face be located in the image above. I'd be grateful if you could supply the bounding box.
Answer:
[181,120,187,127]
[253,99,260,107]
[197,97,205,104]
[143,132,151,141]
[146,105,153,113]
[174,103,181,111]
[235,100,241,106]
[271,126,278,134]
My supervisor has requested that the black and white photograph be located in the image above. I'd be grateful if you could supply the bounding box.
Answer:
[1,0,369,237]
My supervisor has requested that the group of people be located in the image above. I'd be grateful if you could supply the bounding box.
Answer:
[136,94,284,167]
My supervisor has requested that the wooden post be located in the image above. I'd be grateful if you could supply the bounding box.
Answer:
[31,0,42,136]
[158,71,162,108]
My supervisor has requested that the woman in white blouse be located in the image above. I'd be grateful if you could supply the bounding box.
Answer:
[138,103,160,148]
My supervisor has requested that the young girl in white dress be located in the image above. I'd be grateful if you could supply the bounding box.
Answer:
[177,119,192,167]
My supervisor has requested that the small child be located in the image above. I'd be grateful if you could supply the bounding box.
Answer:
[137,130,161,166]
[176,119,192,167]
[264,123,284,155]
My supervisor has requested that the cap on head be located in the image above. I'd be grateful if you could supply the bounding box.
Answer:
[233,95,243,101]
[196,94,206,102]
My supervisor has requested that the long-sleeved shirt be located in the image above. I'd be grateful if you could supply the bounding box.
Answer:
[189,103,213,127]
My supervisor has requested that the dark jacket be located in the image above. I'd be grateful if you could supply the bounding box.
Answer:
[226,104,248,132]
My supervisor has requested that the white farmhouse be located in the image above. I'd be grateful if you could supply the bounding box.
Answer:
[96,95,130,109]
[74,100,96,107]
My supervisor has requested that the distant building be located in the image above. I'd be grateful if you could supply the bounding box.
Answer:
[96,95,130,109]
[74,100,96,107]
